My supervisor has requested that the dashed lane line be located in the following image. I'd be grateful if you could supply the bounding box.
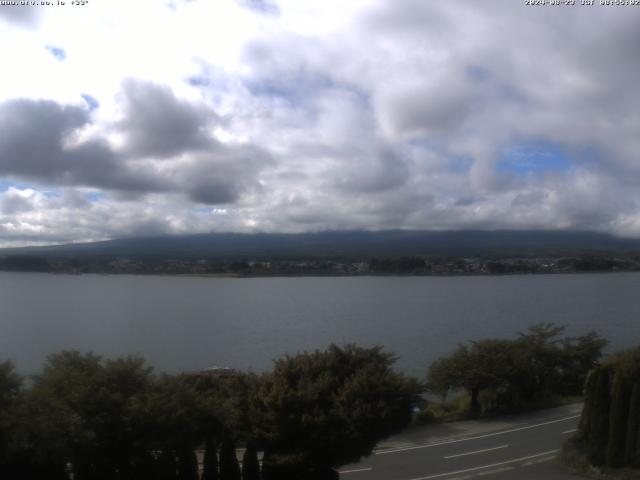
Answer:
[339,467,373,474]
[477,466,515,476]
[408,449,559,480]
[521,456,556,466]
[444,445,509,459]
[376,415,579,455]
[562,429,577,434]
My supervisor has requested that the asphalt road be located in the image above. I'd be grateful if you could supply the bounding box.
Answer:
[338,404,587,480]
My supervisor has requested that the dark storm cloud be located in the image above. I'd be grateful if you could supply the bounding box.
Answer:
[181,145,272,205]
[188,182,239,204]
[118,79,219,159]
[0,99,168,193]
[0,91,271,208]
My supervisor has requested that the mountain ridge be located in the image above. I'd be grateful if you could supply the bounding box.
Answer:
[2,230,640,260]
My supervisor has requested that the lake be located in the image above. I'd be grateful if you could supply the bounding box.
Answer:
[1,272,640,376]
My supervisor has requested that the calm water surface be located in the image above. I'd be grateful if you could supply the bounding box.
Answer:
[1,272,640,376]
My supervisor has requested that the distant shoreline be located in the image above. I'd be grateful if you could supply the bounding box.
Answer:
[2,268,639,278]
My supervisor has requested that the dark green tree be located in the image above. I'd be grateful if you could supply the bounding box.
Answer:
[202,437,219,480]
[606,372,631,467]
[624,382,640,467]
[428,324,607,417]
[219,437,241,480]
[0,361,22,478]
[177,447,199,480]
[427,340,517,416]
[252,344,422,474]
[588,366,612,466]
[241,444,260,480]
[158,449,178,480]
[578,370,597,440]
[559,331,608,395]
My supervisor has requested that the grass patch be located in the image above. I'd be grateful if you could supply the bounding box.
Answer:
[412,395,470,425]
[413,393,583,426]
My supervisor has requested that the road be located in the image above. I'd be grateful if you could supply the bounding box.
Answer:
[339,404,587,480]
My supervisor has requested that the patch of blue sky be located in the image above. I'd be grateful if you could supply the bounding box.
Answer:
[42,190,60,198]
[499,141,573,175]
[466,65,490,82]
[238,0,280,15]
[45,45,66,61]
[194,207,212,214]
[86,192,105,203]
[0,179,33,192]
[0,180,61,198]
[186,75,212,88]
[245,73,337,105]
[81,94,100,111]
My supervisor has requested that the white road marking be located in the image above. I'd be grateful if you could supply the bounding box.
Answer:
[408,449,559,480]
[377,415,579,455]
[562,429,577,434]
[522,456,555,466]
[444,445,508,459]
[339,467,373,474]
[477,466,514,476]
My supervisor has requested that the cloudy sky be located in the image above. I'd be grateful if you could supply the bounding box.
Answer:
[0,0,638,246]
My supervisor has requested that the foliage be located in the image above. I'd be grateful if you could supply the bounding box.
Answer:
[606,373,631,467]
[241,444,260,480]
[219,437,241,480]
[625,383,640,467]
[426,323,607,416]
[251,344,423,470]
[201,437,219,480]
[575,346,640,469]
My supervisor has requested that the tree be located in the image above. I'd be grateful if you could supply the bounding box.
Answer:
[628,383,640,467]
[0,361,22,478]
[252,344,422,474]
[23,351,156,479]
[158,449,178,480]
[219,437,241,480]
[177,447,199,480]
[241,444,260,480]
[202,437,219,480]
[427,340,518,416]
[427,324,607,416]
[606,372,631,467]
[587,366,612,466]
[559,331,608,395]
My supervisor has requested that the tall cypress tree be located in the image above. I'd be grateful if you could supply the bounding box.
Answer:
[202,437,219,480]
[158,449,178,480]
[242,444,260,480]
[606,373,631,467]
[578,370,597,441]
[177,447,199,480]
[219,438,241,480]
[625,383,640,467]
[588,366,612,466]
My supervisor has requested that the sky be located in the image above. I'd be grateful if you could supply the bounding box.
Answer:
[0,0,639,246]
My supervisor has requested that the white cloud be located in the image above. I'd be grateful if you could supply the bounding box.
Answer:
[0,0,639,244]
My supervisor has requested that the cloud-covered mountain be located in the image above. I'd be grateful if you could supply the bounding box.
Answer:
[4,230,640,261]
